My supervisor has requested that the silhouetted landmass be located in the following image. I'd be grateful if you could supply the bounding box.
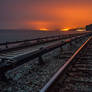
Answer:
[86,24,92,31]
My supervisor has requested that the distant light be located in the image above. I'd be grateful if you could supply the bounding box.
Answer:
[76,29,84,31]
[61,28,70,31]
[40,28,48,31]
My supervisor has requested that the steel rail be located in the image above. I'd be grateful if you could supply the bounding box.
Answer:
[40,36,92,92]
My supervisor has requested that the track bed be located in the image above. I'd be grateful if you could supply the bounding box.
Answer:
[41,36,92,92]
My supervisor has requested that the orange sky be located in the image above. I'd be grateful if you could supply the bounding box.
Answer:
[26,5,92,30]
[0,0,92,30]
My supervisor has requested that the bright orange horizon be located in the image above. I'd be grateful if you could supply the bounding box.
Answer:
[0,0,92,30]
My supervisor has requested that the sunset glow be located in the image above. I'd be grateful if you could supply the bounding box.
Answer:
[40,28,48,31]
[61,28,70,31]
[0,0,92,29]
[76,29,85,31]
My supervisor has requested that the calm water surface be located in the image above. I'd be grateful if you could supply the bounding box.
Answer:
[0,30,85,43]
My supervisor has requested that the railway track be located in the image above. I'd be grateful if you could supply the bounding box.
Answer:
[40,36,92,92]
[0,33,91,92]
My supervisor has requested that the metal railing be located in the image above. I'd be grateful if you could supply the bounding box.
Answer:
[0,32,90,53]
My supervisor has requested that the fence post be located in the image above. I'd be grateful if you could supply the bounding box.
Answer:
[5,41,8,48]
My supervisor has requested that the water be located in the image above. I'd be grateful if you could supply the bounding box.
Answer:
[0,29,84,43]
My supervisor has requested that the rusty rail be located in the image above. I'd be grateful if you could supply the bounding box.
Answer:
[40,36,92,92]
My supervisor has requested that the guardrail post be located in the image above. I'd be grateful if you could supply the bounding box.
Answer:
[5,41,8,48]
